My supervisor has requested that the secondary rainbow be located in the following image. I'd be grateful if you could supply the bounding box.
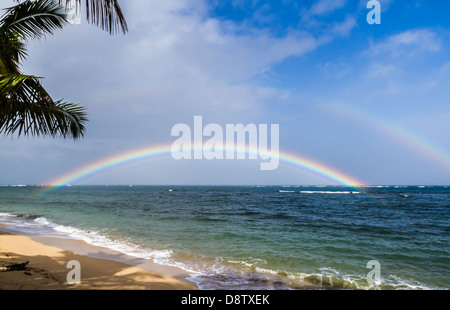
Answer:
[324,103,450,172]
[44,143,365,190]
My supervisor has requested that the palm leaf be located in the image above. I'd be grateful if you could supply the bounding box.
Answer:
[82,0,128,34]
[0,73,88,139]
[13,0,128,34]
[1,99,88,139]
[2,0,68,40]
[0,35,28,72]
[0,0,128,139]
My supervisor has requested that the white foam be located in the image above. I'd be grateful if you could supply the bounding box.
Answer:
[2,211,437,290]
[1,213,173,262]
[362,186,389,188]
[33,217,51,226]
[0,212,16,218]
[291,267,435,290]
[299,191,360,194]
[51,224,173,261]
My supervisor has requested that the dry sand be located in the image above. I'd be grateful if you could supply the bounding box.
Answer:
[0,228,197,290]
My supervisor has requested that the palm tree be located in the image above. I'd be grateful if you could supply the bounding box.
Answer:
[1,0,89,138]
[1,0,127,139]
[29,0,128,34]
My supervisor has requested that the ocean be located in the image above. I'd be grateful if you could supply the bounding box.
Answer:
[0,185,448,290]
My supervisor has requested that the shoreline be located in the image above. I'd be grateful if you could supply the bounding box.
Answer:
[0,224,198,290]
[2,184,444,290]
[0,217,314,290]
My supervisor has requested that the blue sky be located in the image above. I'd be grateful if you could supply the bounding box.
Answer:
[1,0,450,185]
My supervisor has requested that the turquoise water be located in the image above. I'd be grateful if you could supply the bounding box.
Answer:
[0,185,448,290]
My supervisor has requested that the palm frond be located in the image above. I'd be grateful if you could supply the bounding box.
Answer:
[0,73,88,139]
[2,0,68,40]
[12,0,128,34]
[83,0,127,34]
[0,34,28,70]
[0,73,38,94]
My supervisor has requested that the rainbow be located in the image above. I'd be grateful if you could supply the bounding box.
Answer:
[323,104,450,172]
[44,143,365,190]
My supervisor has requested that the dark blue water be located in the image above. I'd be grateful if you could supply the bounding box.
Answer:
[0,185,448,289]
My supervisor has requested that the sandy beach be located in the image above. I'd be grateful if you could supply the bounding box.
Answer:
[0,225,197,290]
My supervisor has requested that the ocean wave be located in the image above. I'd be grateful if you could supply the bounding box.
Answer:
[0,212,16,218]
[292,267,435,290]
[0,212,174,262]
[277,190,361,194]
[361,186,391,188]
[182,257,437,290]
[33,216,52,226]
[299,191,360,194]
[0,210,439,291]
[51,223,174,261]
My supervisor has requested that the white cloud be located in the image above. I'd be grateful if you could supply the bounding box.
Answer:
[300,1,355,39]
[319,61,352,78]
[1,0,329,184]
[309,0,347,16]
[367,63,398,79]
[330,15,357,37]
[23,0,322,121]
[371,29,442,57]
[122,0,320,83]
